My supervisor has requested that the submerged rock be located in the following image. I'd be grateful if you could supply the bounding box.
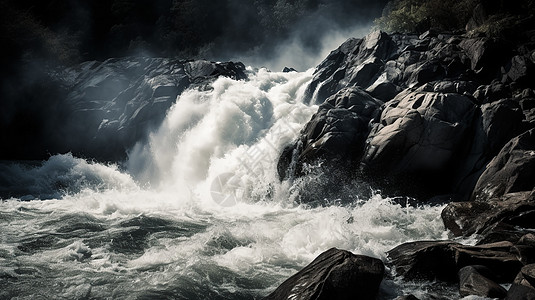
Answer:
[264,248,384,300]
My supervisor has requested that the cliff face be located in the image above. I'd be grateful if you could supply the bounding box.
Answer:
[278,28,534,204]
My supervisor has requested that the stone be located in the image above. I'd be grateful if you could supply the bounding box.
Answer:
[361,89,476,196]
[264,248,384,300]
[472,129,535,202]
[459,38,509,79]
[388,240,523,283]
[388,241,460,281]
[458,265,507,298]
[506,264,535,299]
[278,87,382,180]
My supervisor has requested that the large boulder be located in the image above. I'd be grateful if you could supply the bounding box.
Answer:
[361,89,476,196]
[458,265,507,298]
[388,240,523,282]
[472,129,535,202]
[264,248,384,300]
[304,30,399,104]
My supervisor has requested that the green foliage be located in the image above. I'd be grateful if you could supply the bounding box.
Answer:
[374,0,478,33]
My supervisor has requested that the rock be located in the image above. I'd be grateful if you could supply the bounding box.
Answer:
[361,89,476,196]
[473,81,512,103]
[366,80,401,101]
[504,55,534,85]
[472,129,535,202]
[480,99,525,154]
[459,38,510,79]
[458,265,507,298]
[394,295,419,300]
[264,248,384,300]
[10,58,247,161]
[304,30,398,104]
[388,240,523,282]
[442,191,535,238]
[388,241,461,281]
[506,264,535,299]
[278,87,382,180]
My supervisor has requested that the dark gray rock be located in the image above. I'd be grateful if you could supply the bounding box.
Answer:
[458,265,507,298]
[388,241,461,282]
[506,264,535,300]
[22,58,246,161]
[304,30,398,104]
[361,89,476,196]
[388,240,522,282]
[472,129,535,202]
[278,87,382,181]
[264,248,384,300]
[442,191,535,238]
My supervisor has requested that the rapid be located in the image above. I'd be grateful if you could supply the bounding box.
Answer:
[0,68,449,299]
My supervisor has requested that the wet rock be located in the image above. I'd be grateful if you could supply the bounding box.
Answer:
[264,248,384,300]
[479,99,525,154]
[388,240,523,282]
[388,241,461,281]
[31,58,246,161]
[304,30,398,104]
[459,38,509,79]
[278,87,382,180]
[504,55,534,85]
[361,89,476,196]
[442,191,535,238]
[394,295,419,300]
[472,129,535,202]
[458,265,507,298]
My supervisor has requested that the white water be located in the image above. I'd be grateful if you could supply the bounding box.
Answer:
[0,68,451,299]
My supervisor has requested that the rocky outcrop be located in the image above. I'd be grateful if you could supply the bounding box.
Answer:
[278,28,534,202]
[2,58,246,161]
[278,87,383,180]
[264,248,384,300]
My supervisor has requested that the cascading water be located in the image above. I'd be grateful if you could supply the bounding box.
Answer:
[0,67,450,299]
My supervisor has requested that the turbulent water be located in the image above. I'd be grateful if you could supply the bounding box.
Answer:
[1,68,452,299]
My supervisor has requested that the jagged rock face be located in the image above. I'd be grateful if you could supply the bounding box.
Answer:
[264,248,384,300]
[278,28,535,200]
[361,89,476,194]
[12,58,246,161]
[472,128,535,202]
[278,87,383,180]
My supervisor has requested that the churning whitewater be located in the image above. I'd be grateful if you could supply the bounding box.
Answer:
[1,68,449,299]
